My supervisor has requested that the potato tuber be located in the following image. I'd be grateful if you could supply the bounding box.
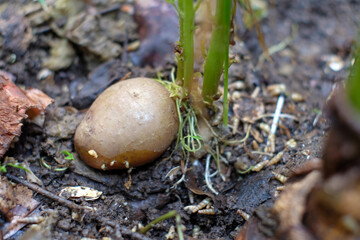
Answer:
[74,78,178,170]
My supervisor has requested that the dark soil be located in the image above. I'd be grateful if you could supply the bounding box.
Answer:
[1,0,359,239]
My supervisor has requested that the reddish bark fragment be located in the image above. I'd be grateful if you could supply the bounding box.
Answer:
[0,72,53,159]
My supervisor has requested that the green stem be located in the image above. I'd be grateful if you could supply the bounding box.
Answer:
[347,49,360,112]
[223,45,229,125]
[176,0,184,84]
[182,0,195,94]
[202,0,232,103]
[194,0,203,12]
[140,210,177,234]
[176,214,185,240]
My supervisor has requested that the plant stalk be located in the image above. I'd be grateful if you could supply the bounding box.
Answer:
[140,210,177,234]
[202,0,232,103]
[182,0,195,94]
[176,0,184,84]
[223,42,229,125]
[347,50,360,112]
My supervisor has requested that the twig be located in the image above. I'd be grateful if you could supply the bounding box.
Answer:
[6,174,95,212]
[99,4,121,15]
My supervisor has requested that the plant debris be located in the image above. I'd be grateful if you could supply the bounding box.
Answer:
[0,71,53,159]
[59,186,102,201]
[0,176,40,239]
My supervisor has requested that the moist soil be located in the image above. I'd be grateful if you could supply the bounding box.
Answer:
[0,0,359,239]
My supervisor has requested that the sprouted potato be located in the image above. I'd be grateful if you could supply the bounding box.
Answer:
[74,78,178,170]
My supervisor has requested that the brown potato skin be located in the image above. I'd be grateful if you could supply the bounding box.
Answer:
[74,78,178,170]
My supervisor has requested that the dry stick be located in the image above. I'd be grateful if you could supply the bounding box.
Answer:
[6,174,94,212]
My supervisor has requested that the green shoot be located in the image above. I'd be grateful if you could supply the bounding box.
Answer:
[311,108,321,115]
[6,163,30,173]
[237,165,254,174]
[202,0,232,103]
[40,151,74,172]
[182,0,195,93]
[140,210,177,234]
[157,70,203,155]
[175,0,185,85]
[347,48,360,113]
[223,124,251,145]
[180,102,203,152]
[0,159,30,174]
[223,42,230,125]
[61,150,74,161]
[176,214,185,240]
[162,1,235,188]
[140,210,185,239]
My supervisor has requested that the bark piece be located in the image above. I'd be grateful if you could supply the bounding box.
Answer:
[0,72,53,159]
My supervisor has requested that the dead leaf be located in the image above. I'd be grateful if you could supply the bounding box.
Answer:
[19,209,57,240]
[184,169,226,210]
[0,176,40,239]
[272,170,321,240]
[59,186,102,201]
[305,168,360,239]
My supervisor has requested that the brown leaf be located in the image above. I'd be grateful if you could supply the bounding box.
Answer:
[0,176,40,239]
[305,168,360,239]
[184,169,227,210]
[235,217,265,240]
[272,170,321,240]
[23,88,54,119]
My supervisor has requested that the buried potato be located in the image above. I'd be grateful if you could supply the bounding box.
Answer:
[74,78,179,170]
